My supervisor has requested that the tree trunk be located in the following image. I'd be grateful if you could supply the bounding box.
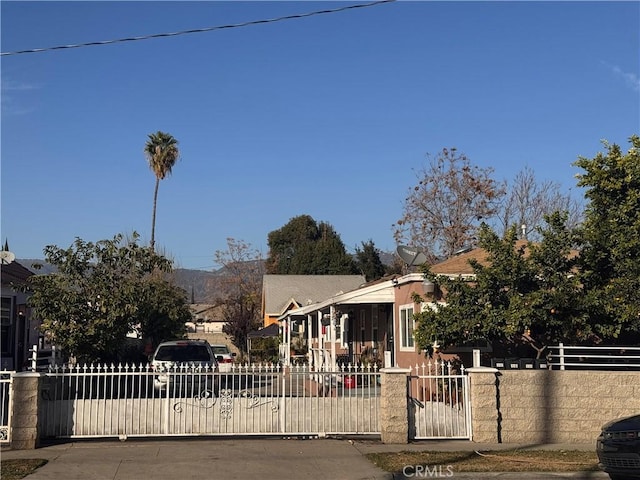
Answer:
[150,177,160,251]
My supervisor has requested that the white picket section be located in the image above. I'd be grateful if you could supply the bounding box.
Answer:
[39,362,380,439]
[408,361,471,440]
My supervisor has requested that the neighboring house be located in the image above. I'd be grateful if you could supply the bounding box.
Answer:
[261,275,366,328]
[1,258,37,371]
[185,303,239,357]
[188,303,226,333]
[277,246,512,369]
[278,273,436,369]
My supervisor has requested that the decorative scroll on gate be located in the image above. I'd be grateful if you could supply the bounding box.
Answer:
[39,363,380,438]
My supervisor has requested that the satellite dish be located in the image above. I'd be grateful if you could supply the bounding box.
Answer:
[453,246,473,256]
[396,245,428,266]
[0,250,16,264]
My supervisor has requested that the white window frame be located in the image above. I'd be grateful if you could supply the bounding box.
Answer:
[399,303,415,351]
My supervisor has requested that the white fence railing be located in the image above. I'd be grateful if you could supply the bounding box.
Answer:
[408,361,471,440]
[40,363,380,439]
[548,344,640,370]
[0,371,14,443]
[29,344,63,372]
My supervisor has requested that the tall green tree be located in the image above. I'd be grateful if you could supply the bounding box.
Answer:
[574,135,640,342]
[26,233,188,363]
[144,131,180,251]
[414,215,587,358]
[412,136,640,356]
[354,240,386,282]
[266,215,356,274]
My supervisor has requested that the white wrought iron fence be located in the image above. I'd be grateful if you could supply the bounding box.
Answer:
[0,370,14,443]
[39,362,380,439]
[548,344,640,370]
[29,344,63,372]
[408,361,471,440]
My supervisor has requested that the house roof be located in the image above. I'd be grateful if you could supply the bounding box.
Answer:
[279,273,428,320]
[429,240,530,275]
[263,275,366,317]
[1,260,34,285]
[189,303,224,321]
[248,322,280,338]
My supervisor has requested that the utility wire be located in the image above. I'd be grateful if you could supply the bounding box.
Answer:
[1,0,396,57]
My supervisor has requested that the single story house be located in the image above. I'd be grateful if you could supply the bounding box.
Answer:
[261,275,366,328]
[276,245,516,370]
[1,256,37,371]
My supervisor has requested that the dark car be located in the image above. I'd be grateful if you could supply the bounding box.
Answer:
[597,414,640,480]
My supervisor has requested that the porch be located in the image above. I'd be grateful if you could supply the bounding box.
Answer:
[277,273,437,371]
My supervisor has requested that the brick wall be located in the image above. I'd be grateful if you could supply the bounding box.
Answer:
[469,368,640,444]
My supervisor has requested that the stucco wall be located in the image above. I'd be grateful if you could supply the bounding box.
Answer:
[469,368,640,444]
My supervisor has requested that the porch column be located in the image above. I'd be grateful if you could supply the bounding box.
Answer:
[278,321,285,363]
[379,367,411,444]
[317,311,323,350]
[467,366,500,443]
[285,317,291,366]
[306,314,312,366]
[10,371,43,450]
[329,305,336,370]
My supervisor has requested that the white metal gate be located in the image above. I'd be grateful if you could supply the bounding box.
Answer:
[408,361,471,440]
[0,371,14,444]
[39,363,380,439]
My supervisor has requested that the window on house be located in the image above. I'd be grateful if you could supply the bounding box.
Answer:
[400,304,415,350]
[360,310,366,347]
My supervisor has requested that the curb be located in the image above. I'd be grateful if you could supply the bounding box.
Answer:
[390,472,609,479]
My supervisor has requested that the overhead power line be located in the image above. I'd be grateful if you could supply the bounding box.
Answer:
[1,0,396,57]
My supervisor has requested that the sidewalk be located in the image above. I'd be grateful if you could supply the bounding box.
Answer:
[1,437,608,480]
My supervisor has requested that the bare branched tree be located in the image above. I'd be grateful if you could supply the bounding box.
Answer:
[214,238,265,353]
[394,147,506,263]
[497,166,583,241]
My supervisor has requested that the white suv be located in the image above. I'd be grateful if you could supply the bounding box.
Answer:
[210,344,236,372]
[151,340,219,393]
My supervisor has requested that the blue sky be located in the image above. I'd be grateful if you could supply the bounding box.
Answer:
[2,1,639,271]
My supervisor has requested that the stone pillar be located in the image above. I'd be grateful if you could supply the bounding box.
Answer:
[10,372,43,450]
[467,366,500,443]
[379,367,411,444]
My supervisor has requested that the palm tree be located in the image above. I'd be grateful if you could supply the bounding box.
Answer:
[144,131,180,251]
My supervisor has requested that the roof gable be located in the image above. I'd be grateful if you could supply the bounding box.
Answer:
[429,240,542,275]
[1,260,34,285]
[263,275,366,316]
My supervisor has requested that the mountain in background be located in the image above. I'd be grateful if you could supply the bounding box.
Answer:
[17,250,398,304]
[18,258,226,304]
[168,268,225,303]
